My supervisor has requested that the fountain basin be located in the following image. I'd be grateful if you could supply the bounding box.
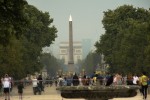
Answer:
[56,85,140,100]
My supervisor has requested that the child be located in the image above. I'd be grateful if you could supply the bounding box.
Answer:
[17,80,24,100]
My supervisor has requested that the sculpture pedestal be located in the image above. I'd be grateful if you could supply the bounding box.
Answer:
[68,64,75,73]
[56,85,140,100]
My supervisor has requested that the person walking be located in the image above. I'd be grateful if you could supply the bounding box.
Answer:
[133,74,139,85]
[2,74,11,100]
[66,75,72,86]
[32,76,38,95]
[58,76,63,86]
[37,74,44,92]
[17,80,24,100]
[72,73,79,86]
[140,72,149,100]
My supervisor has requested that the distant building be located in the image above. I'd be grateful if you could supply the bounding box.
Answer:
[59,41,82,64]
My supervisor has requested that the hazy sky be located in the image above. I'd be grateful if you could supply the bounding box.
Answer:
[26,0,150,56]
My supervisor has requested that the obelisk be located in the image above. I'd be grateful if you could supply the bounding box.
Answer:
[68,15,74,72]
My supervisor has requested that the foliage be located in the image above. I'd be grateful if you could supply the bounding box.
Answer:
[0,0,29,46]
[0,1,57,79]
[0,36,24,79]
[95,5,150,74]
[80,52,101,75]
[40,53,61,76]
[21,5,57,76]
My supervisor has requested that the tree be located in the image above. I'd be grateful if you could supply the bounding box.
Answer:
[40,53,61,76]
[20,5,57,76]
[0,35,25,79]
[95,5,150,74]
[0,0,29,78]
[80,52,101,75]
[0,0,29,46]
[0,2,58,79]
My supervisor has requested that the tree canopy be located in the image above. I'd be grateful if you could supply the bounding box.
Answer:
[40,53,61,77]
[0,0,29,46]
[0,0,57,79]
[80,52,101,75]
[95,5,150,74]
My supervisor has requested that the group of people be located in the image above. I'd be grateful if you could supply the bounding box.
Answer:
[31,74,44,95]
[0,74,45,100]
[0,72,149,100]
[55,72,124,87]
[0,74,23,100]
[106,72,149,100]
[56,73,93,87]
[55,71,149,100]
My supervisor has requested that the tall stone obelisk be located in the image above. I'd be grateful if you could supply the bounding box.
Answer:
[68,15,74,72]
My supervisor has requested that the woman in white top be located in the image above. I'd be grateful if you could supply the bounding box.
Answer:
[133,75,139,85]
[2,74,11,100]
[58,76,63,86]
[32,76,38,95]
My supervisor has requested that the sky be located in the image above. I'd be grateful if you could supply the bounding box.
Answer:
[26,0,150,57]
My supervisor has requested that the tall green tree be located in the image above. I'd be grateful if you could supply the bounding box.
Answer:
[20,5,57,76]
[0,0,29,78]
[81,52,101,75]
[95,5,150,74]
[0,2,57,79]
[40,53,61,76]
[0,0,29,46]
[0,35,24,79]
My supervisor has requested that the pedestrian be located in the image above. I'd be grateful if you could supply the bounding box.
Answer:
[113,74,117,85]
[17,80,24,100]
[72,73,79,86]
[0,78,2,96]
[54,77,58,87]
[9,76,13,92]
[82,74,87,86]
[32,76,38,95]
[106,75,114,86]
[127,74,133,85]
[66,75,72,86]
[2,74,11,100]
[37,74,44,92]
[93,75,97,85]
[140,71,149,100]
[79,76,82,86]
[133,74,139,85]
[63,77,67,86]
[58,76,63,86]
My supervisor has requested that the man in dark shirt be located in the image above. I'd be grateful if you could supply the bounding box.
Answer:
[37,75,44,92]
[17,80,24,100]
[72,73,79,86]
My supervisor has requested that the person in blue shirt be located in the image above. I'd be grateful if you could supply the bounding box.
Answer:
[66,75,72,86]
